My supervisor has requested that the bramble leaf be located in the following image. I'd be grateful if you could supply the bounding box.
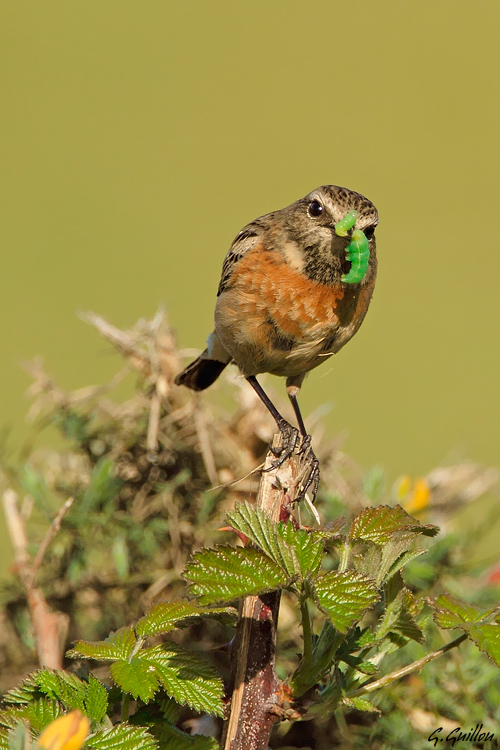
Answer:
[343,696,381,714]
[136,601,236,637]
[67,626,136,662]
[146,722,219,750]
[314,571,379,633]
[226,503,297,576]
[185,545,292,605]
[87,724,158,750]
[84,674,108,724]
[467,623,500,667]
[431,593,482,629]
[278,523,323,577]
[35,670,86,711]
[110,659,159,702]
[142,644,224,716]
[349,505,438,545]
[3,675,40,706]
[23,698,61,732]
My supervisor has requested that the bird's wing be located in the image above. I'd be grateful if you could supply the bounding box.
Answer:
[217,225,261,296]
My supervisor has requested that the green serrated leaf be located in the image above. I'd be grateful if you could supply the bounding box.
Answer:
[376,536,421,585]
[185,545,292,605]
[110,659,159,702]
[136,601,234,637]
[67,626,136,662]
[468,623,500,667]
[385,547,427,581]
[279,523,323,577]
[146,721,219,750]
[226,503,297,576]
[87,724,158,750]
[349,505,438,545]
[314,571,379,633]
[158,696,179,724]
[343,695,381,714]
[431,593,482,629]
[295,620,343,693]
[23,698,61,732]
[395,608,424,644]
[84,674,108,724]
[341,655,378,675]
[0,711,18,734]
[3,675,40,706]
[313,517,346,539]
[142,644,224,716]
[353,542,381,580]
[374,581,423,645]
[35,670,86,711]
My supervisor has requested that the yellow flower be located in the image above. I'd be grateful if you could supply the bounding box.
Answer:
[404,478,431,515]
[37,710,89,750]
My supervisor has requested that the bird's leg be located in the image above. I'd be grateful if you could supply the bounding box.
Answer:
[246,376,300,466]
[286,384,320,502]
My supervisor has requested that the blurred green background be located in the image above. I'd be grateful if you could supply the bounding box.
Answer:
[1,1,500,571]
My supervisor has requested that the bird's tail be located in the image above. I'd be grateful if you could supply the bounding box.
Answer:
[175,350,228,391]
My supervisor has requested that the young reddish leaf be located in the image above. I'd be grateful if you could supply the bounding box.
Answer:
[430,593,482,630]
[349,505,438,545]
[467,623,500,667]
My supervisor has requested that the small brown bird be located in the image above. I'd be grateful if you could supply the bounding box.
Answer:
[175,185,378,498]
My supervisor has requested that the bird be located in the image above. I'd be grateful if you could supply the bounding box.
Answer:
[175,185,379,499]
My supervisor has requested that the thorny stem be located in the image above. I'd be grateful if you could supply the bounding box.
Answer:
[346,633,468,698]
[222,433,305,750]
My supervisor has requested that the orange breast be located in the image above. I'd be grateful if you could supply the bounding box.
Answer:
[227,247,345,337]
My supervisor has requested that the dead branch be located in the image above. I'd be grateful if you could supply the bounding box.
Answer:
[2,489,72,669]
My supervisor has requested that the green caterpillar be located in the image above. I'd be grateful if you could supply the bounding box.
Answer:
[342,229,370,284]
[334,210,370,284]
[334,209,358,236]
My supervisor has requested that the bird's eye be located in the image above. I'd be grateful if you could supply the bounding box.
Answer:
[308,200,323,218]
[364,225,376,238]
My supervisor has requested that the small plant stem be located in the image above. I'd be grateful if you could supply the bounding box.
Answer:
[339,541,350,573]
[121,693,130,722]
[290,595,315,698]
[347,632,468,698]
[300,595,313,674]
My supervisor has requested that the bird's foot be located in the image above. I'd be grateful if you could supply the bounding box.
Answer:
[296,439,320,503]
[265,423,320,503]
[265,419,300,470]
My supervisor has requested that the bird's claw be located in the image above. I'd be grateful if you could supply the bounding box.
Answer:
[265,422,320,503]
[296,445,320,503]
[266,419,300,469]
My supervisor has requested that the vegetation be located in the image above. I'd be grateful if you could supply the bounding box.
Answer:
[1,310,499,749]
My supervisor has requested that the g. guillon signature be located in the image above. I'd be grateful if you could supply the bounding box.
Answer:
[428,724,495,746]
